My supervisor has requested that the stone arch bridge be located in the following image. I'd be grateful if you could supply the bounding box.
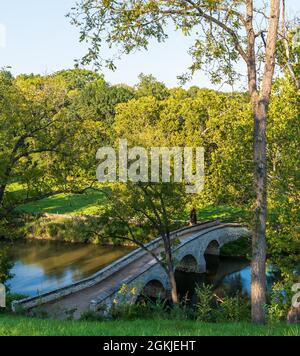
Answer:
[12,221,250,319]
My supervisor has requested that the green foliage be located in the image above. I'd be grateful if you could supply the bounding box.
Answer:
[195,284,214,322]
[0,246,13,286]
[266,80,300,275]
[95,181,188,255]
[215,295,251,323]
[267,278,296,323]
[195,284,251,323]
[67,0,253,85]
[0,70,102,218]
[277,27,300,89]
[114,89,253,208]
[111,284,149,321]
[74,78,135,141]
[21,215,96,243]
[0,63,298,298]
[168,300,193,321]
[54,69,103,91]
[135,74,169,100]
[220,236,251,258]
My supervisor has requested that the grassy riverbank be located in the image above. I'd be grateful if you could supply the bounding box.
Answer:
[10,187,249,244]
[0,314,298,336]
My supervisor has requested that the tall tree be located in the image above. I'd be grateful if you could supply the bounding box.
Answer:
[0,71,104,219]
[96,182,187,304]
[136,73,170,100]
[70,0,283,324]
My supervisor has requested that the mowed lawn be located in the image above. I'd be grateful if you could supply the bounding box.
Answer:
[0,315,299,336]
[11,185,107,216]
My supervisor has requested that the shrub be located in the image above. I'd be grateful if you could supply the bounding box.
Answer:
[215,294,251,322]
[194,284,251,323]
[195,284,214,322]
[220,236,251,258]
[169,301,194,321]
[267,280,294,323]
[0,246,13,287]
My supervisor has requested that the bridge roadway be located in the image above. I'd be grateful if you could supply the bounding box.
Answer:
[41,228,197,319]
[12,221,250,319]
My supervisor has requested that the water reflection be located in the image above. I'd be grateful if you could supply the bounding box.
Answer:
[175,256,277,305]
[175,256,251,305]
[0,240,134,297]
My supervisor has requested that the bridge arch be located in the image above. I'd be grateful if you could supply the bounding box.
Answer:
[176,254,199,273]
[140,279,168,299]
[204,240,220,256]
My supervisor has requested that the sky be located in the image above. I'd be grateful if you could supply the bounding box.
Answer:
[0,0,299,90]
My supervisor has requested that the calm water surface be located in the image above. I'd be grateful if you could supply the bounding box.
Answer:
[1,240,134,297]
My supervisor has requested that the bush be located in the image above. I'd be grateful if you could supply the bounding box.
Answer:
[0,246,14,287]
[214,294,251,322]
[111,284,144,320]
[79,283,252,323]
[267,280,294,323]
[194,284,251,323]
[195,284,214,322]
[220,236,251,258]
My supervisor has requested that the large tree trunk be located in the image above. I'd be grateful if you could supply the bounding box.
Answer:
[247,0,280,324]
[163,234,178,304]
[168,268,178,304]
[251,98,268,324]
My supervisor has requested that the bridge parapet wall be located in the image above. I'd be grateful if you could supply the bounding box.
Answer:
[174,225,250,273]
[90,225,250,314]
[12,221,219,312]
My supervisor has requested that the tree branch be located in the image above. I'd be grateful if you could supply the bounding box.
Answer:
[184,0,248,63]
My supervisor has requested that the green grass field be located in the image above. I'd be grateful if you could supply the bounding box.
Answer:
[7,183,105,216]
[16,190,106,216]
[0,314,298,336]
[13,184,247,222]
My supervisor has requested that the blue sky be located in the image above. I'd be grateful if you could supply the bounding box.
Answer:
[0,0,299,89]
